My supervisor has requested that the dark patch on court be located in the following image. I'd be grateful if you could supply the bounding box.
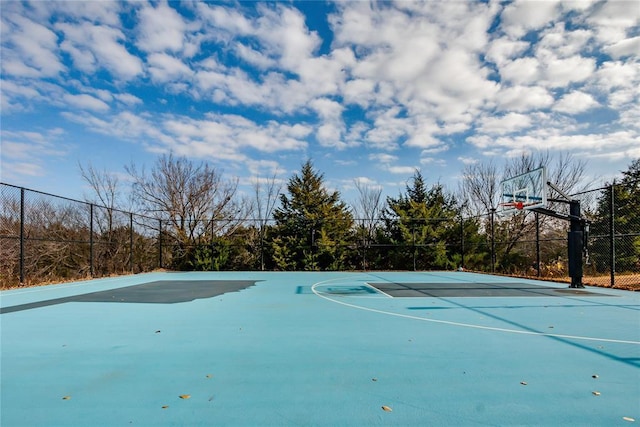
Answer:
[368,282,609,298]
[0,280,259,314]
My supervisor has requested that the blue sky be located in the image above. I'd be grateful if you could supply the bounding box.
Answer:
[1,0,639,207]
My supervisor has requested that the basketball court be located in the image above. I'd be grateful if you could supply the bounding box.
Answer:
[1,271,638,426]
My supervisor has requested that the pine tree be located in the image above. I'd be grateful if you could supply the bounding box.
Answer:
[382,170,460,270]
[590,159,640,274]
[271,160,354,270]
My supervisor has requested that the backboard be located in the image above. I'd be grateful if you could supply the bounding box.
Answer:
[499,167,547,214]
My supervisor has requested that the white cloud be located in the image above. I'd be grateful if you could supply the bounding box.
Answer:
[63,93,110,112]
[458,156,478,165]
[485,38,529,66]
[387,165,418,175]
[587,0,640,44]
[605,36,640,60]
[541,54,596,87]
[147,53,193,83]
[496,85,555,112]
[478,113,532,135]
[368,153,398,164]
[553,91,599,114]
[57,22,143,80]
[500,0,561,38]
[2,13,65,77]
[499,57,541,85]
[136,2,188,53]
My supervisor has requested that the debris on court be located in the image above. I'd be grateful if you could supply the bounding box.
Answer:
[381,406,392,412]
[592,391,601,396]
[592,374,598,379]
[520,381,527,386]
[179,394,191,399]
[206,374,213,379]
[372,378,378,382]
[162,405,169,409]
[62,396,71,400]
[623,417,635,422]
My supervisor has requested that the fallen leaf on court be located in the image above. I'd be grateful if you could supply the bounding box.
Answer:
[592,391,601,396]
[520,381,527,386]
[381,406,392,412]
[179,394,191,399]
[623,417,635,422]
[62,396,71,400]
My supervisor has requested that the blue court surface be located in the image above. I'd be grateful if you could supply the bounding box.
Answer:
[1,271,639,426]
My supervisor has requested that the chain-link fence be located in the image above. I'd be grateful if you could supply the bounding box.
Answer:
[1,182,638,289]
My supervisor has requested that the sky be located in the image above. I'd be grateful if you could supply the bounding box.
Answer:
[1,0,639,208]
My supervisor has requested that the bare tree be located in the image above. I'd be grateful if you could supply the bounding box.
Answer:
[79,163,121,210]
[459,151,589,271]
[459,160,500,217]
[353,178,383,224]
[251,173,283,270]
[126,153,243,249]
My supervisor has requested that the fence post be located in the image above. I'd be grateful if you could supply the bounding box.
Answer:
[158,219,163,269]
[490,209,496,273]
[19,188,25,284]
[535,212,541,277]
[129,212,134,273]
[90,203,94,277]
[609,182,615,288]
[460,216,465,269]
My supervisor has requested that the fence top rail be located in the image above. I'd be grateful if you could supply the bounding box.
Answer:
[1,182,157,222]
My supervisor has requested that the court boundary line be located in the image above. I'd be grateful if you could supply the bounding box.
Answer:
[310,276,640,346]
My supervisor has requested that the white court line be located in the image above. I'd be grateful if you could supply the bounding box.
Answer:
[310,278,640,346]
[364,282,394,298]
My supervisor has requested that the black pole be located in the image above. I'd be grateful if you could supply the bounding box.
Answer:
[129,212,134,273]
[90,204,94,277]
[609,182,615,288]
[158,219,163,269]
[211,220,215,271]
[460,216,465,270]
[491,210,496,273]
[19,188,25,285]
[412,223,416,271]
[567,200,584,288]
[535,212,540,277]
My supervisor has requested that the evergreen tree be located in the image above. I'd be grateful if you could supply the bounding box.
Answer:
[382,171,460,270]
[271,160,354,270]
[590,159,640,273]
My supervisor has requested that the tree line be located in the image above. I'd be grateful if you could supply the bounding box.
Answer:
[2,154,638,287]
[79,153,640,274]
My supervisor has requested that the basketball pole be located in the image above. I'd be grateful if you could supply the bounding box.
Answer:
[532,182,588,289]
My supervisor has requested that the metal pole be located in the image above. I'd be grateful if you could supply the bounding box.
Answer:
[412,223,416,271]
[567,200,584,288]
[490,209,496,273]
[535,212,540,277]
[158,219,163,269]
[460,216,464,270]
[211,220,215,271]
[609,182,615,288]
[90,204,94,277]
[129,212,134,273]
[19,188,25,284]
[362,218,367,271]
